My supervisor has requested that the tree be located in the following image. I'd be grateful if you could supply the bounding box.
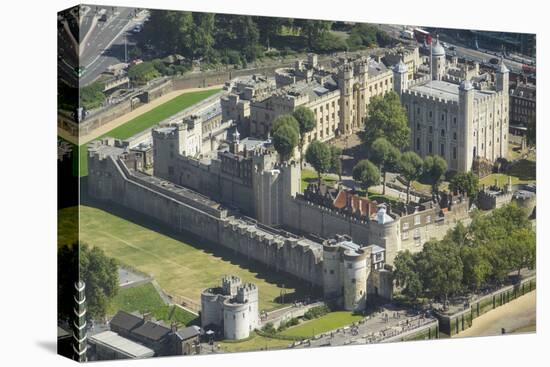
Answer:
[292,106,316,167]
[363,92,410,151]
[506,228,536,277]
[460,245,492,292]
[449,172,480,200]
[416,240,463,307]
[393,251,423,300]
[330,146,343,181]
[58,242,119,322]
[293,19,332,49]
[423,155,448,198]
[370,137,401,195]
[398,151,424,203]
[305,141,332,186]
[272,115,300,162]
[352,159,380,195]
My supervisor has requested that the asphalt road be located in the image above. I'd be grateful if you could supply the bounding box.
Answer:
[376,24,529,74]
[79,7,138,86]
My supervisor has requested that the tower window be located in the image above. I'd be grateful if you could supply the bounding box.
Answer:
[453,147,457,160]
[453,132,457,140]
[429,141,433,154]
[441,114,445,121]
[429,126,433,134]
[440,144,445,156]
[416,138,421,151]
[441,129,445,137]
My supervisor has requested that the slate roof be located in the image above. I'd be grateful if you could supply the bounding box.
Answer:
[110,311,143,332]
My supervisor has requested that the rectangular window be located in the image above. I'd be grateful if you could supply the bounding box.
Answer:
[426,215,431,223]
[414,216,420,225]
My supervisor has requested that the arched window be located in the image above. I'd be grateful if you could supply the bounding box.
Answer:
[453,132,457,140]
[441,129,445,137]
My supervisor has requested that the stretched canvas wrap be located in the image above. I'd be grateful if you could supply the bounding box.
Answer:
[58,3,537,362]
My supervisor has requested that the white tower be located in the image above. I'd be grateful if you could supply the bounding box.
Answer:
[458,80,475,172]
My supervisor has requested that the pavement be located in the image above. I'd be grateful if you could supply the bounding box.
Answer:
[455,291,536,337]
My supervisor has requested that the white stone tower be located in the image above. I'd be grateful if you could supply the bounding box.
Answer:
[357,58,369,128]
[496,59,510,158]
[458,80,475,172]
[431,36,446,81]
[393,59,408,95]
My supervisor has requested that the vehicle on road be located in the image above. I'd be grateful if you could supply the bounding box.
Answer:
[489,57,500,65]
[400,29,415,40]
[413,28,432,44]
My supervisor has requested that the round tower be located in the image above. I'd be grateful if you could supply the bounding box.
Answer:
[342,251,368,312]
[322,244,342,304]
[223,301,251,340]
[458,80,475,172]
[431,37,446,81]
[393,59,408,96]
[200,289,224,328]
[495,59,510,94]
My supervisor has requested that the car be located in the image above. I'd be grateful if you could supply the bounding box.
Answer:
[441,42,448,48]
[489,57,500,65]
[448,46,456,51]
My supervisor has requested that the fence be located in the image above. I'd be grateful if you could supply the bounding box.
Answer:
[434,275,536,336]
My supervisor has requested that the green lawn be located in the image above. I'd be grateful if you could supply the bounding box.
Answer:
[78,88,221,176]
[107,283,197,326]
[218,332,291,353]
[59,205,305,312]
[301,169,337,192]
[279,311,363,338]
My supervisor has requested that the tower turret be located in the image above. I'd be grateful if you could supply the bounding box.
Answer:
[431,36,446,80]
[496,58,510,94]
[393,59,408,96]
[338,63,354,135]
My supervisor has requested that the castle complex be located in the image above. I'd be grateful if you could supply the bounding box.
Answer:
[85,41,515,342]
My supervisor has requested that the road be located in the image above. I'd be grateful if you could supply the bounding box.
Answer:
[376,24,528,74]
[79,7,144,86]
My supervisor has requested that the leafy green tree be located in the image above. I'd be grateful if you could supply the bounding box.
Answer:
[398,151,424,203]
[423,155,448,197]
[272,115,300,162]
[449,172,480,200]
[460,245,492,291]
[58,242,119,322]
[305,141,332,186]
[416,240,463,307]
[370,137,401,195]
[363,92,410,151]
[506,227,536,277]
[393,251,423,300]
[330,146,343,181]
[352,159,380,195]
[80,82,106,110]
[128,62,160,84]
[292,106,316,167]
[293,19,332,49]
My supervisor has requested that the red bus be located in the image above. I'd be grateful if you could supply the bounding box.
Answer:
[414,28,432,44]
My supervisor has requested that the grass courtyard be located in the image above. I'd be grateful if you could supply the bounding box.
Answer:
[78,88,221,176]
[301,169,337,192]
[58,205,307,312]
[278,311,363,338]
[218,332,291,353]
[107,283,198,326]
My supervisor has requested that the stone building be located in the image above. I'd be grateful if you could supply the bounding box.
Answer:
[200,276,260,340]
[394,37,510,172]
[509,81,536,136]
[220,50,408,154]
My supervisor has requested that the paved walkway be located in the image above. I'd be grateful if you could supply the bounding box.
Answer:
[455,291,536,337]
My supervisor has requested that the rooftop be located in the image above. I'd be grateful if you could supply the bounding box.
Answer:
[409,80,496,101]
[89,331,155,358]
[110,310,143,332]
[132,321,171,342]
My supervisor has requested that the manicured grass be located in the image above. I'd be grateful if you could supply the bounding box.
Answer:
[58,205,302,312]
[218,332,291,353]
[279,311,363,338]
[479,172,535,188]
[77,88,221,176]
[301,169,337,192]
[107,283,197,326]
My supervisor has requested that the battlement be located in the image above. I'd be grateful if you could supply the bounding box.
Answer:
[401,88,459,106]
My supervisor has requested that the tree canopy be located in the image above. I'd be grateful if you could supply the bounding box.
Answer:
[449,171,480,200]
[363,91,410,151]
[423,155,448,196]
[352,159,380,194]
[398,151,424,203]
[305,140,332,186]
[272,115,300,162]
[370,137,401,195]
[58,242,119,322]
[293,106,316,166]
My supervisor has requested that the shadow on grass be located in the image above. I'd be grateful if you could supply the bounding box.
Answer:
[79,178,321,309]
[507,159,536,181]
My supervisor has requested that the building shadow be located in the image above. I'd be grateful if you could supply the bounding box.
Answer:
[79,177,322,307]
